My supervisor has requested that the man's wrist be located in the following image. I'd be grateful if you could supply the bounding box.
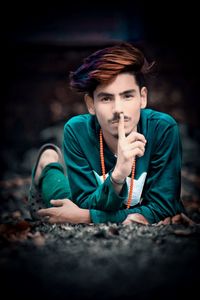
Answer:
[80,209,91,223]
[111,169,126,184]
[110,173,126,185]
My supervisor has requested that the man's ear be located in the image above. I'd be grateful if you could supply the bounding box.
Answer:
[84,94,95,115]
[140,87,147,108]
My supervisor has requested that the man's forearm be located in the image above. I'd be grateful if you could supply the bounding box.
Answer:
[90,205,158,224]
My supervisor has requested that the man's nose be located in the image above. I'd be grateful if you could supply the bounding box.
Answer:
[113,99,123,114]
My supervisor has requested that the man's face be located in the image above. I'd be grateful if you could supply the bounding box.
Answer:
[86,73,147,138]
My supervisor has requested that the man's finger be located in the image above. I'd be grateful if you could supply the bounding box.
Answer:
[50,199,65,207]
[127,132,147,144]
[37,208,53,217]
[118,112,125,139]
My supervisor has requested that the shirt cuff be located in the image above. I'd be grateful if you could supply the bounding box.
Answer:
[90,209,127,224]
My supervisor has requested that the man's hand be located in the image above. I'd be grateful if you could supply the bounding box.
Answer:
[156,213,195,226]
[37,199,91,224]
[112,113,146,182]
[123,213,149,225]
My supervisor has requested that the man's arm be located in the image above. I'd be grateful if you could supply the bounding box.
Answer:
[37,199,190,226]
[37,199,156,224]
[38,199,91,224]
[141,122,184,220]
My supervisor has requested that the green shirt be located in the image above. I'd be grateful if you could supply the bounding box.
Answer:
[63,108,185,224]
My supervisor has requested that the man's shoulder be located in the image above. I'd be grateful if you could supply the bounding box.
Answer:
[64,114,92,131]
[141,108,177,127]
[65,114,90,125]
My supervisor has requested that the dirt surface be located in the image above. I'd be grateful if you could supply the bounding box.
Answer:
[0,219,200,300]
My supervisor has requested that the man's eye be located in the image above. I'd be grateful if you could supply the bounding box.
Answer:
[125,94,133,99]
[102,97,111,102]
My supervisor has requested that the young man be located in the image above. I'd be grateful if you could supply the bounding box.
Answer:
[29,42,185,225]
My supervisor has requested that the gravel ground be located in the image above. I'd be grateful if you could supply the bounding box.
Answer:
[0,215,200,300]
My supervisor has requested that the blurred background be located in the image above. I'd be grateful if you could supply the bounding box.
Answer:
[1,2,200,207]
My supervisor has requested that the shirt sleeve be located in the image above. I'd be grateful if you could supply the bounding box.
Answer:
[140,122,184,220]
[89,206,156,224]
[90,122,185,224]
[63,124,128,211]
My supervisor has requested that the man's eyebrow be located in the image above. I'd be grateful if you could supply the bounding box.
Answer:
[96,92,114,98]
[97,89,137,98]
[119,89,136,95]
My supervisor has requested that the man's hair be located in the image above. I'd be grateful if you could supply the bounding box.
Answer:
[69,42,154,96]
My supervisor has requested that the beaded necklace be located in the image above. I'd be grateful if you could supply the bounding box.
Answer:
[99,128,136,209]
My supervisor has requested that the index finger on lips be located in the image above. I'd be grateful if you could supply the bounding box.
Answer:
[118,113,125,140]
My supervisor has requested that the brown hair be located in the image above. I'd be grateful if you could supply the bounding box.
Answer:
[69,42,154,95]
